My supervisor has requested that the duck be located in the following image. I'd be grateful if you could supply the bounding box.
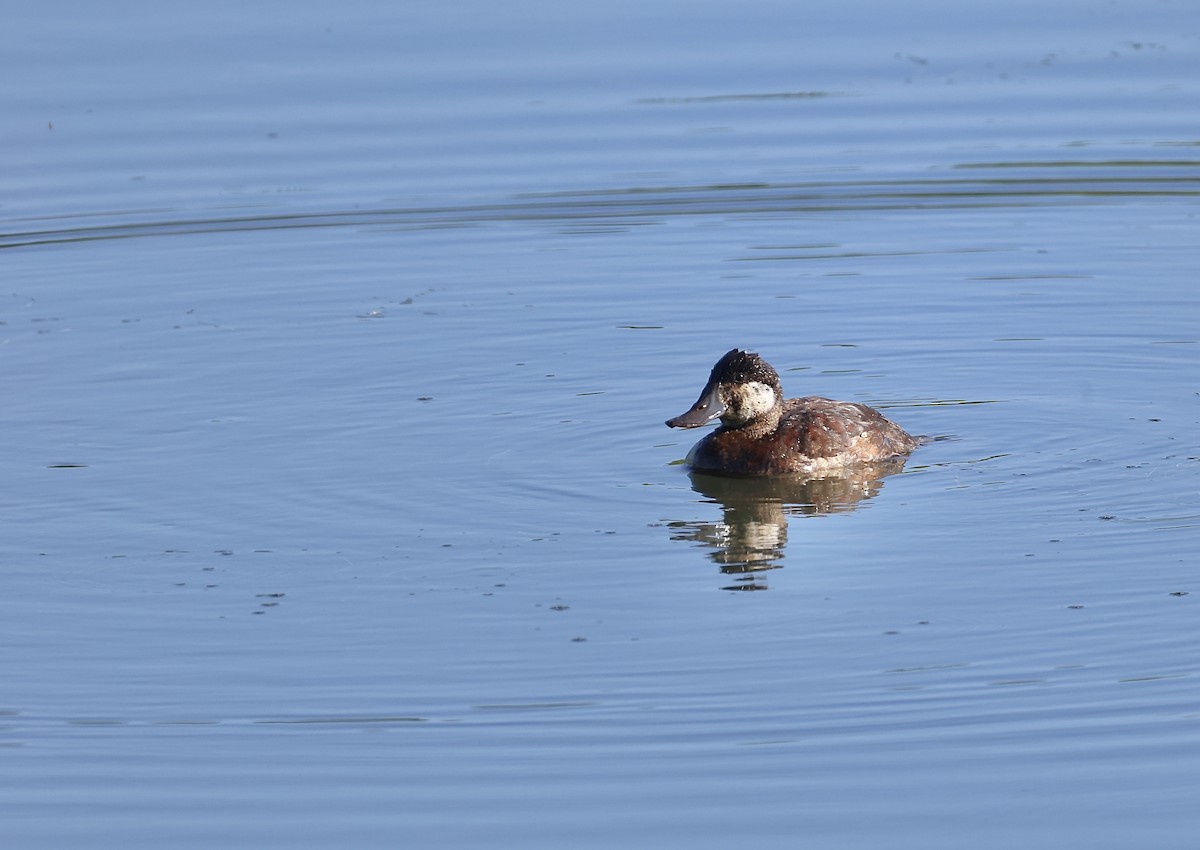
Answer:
[666,349,920,476]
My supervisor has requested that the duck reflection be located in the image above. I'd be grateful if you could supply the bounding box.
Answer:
[666,458,908,590]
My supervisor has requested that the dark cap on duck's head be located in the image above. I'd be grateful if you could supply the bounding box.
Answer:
[666,349,781,429]
[707,349,780,389]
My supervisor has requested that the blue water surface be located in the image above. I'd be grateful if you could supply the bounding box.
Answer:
[4,1,1200,848]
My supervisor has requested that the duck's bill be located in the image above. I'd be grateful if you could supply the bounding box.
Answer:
[665,382,725,428]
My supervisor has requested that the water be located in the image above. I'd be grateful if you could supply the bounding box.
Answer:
[4,1,1199,847]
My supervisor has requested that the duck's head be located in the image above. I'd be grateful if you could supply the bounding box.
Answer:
[666,349,782,429]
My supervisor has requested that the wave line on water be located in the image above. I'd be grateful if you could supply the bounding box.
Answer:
[3,166,1199,251]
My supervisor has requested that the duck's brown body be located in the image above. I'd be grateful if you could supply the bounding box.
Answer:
[686,395,918,476]
[667,349,919,477]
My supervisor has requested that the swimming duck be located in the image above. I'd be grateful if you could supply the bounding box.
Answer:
[666,349,919,476]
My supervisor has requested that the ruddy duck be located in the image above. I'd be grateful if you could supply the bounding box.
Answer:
[666,349,919,476]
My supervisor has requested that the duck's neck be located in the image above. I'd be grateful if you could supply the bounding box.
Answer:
[723,400,782,438]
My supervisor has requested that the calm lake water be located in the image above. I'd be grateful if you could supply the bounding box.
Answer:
[5,1,1200,847]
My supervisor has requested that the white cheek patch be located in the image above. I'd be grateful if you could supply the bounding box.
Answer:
[743,382,776,415]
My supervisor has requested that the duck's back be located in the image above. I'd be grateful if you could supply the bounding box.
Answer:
[689,396,918,476]
[779,396,917,463]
